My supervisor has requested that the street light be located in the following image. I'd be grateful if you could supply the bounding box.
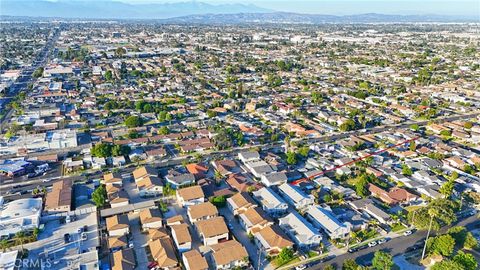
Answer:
[421,208,437,261]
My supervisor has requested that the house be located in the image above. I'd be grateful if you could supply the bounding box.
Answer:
[133,166,163,197]
[165,173,196,189]
[195,216,229,246]
[261,172,288,186]
[148,238,178,269]
[226,173,258,192]
[44,179,72,214]
[106,214,130,236]
[108,235,129,251]
[254,225,294,256]
[187,201,218,223]
[148,228,170,242]
[177,185,205,207]
[349,199,392,224]
[110,248,136,270]
[279,212,322,249]
[278,183,315,209]
[208,240,249,270]
[182,249,209,270]
[253,187,289,217]
[0,197,42,238]
[103,172,123,186]
[212,159,242,176]
[227,192,257,215]
[108,191,130,208]
[166,215,184,226]
[238,151,260,163]
[239,207,274,234]
[306,205,351,239]
[186,163,210,180]
[139,208,163,230]
[170,224,192,253]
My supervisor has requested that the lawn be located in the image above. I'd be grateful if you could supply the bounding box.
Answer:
[391,223,407,232]
[274,257,300,268]
[404,205,424,212]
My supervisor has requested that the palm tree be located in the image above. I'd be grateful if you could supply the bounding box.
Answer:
[0,239,9,252]
[14,231,28,251]
[421,208,438,260]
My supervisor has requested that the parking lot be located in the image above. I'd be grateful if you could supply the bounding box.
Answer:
[24,212,99,269]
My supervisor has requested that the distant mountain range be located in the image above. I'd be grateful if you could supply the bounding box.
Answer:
[162,12,478,24]
[0,0,477,23]
[0,0,271,20]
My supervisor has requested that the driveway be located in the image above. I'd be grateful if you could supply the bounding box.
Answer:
[128,213,149,270]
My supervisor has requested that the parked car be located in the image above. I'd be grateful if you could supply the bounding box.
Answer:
[377,238,387,244]
[368,241,377,247]
[80,232,87,241]
[64,233,70,243]
[403,230,413,236]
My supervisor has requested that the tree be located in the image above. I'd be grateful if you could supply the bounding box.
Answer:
[447,226,467,247]
[209,195,226,207]
[206,110,217,118]
[355,175,370,198]
[32,67,44,78]
[0,239,9,252]
[464,232,478,249]
[297,146,310,158]
[453,251,477,270]
[276,248,294,266]
[115,47,126,57]
[342,259,359,270]
[372,250,394,270]
[430,234,455,257]
[339,119,356,132]
[286,151,297,165]
[401,164,413,176]
[104,70,113,80]
[14,231,28,251]
[91,143,113,157]
[409,141,417,151]
[92,184,107,207]
[463,122,473,129]
[439,179,455,197]
[323,265,336,270]
[431,259,464,270]
[410,124,420,131]
[408,198,458,230]
[159,126,170,135]
[124,115,143,128]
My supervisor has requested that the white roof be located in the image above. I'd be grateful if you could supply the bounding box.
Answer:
[279,212,321,244]
[0,250,18,270]
[278,183,313,204]
[0,197,42,219]
[307,205,350,236]
[253,187,286,210]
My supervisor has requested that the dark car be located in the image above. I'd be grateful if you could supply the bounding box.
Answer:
[64,233,71,243]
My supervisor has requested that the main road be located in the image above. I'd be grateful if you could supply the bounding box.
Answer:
[308,215,480,270]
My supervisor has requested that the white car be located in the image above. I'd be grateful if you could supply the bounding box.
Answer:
[377,238,387,244]
[295,265,306,270]
[368,241,377,247]
[403,230,413,236]
[80,232,87,241]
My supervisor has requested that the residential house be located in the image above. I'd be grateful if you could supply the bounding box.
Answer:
[187,201,218,223]
[186,163,210,180]
[110,248,136,270]
[106,214,130,236]
[148,238,178,269]
[177,185,205,207]
[139,208,163,230]
[212,159,242,176]
[252,187,289,217]
[261,172,288,187]
[254,224,293,256]
[195,216,229,246]
[279,212,322,249]
[165,173,196,189]
[227,192,257,216]
[170,224,192,253]
[108,235,129,251]
[182,249,209,270]
[278,183,315,209]
[306,205,351,239]
[208,240,249,270]
[238,151,260,163]
[44,179,72,214]
[133,166,163,197]
[238,207,274,234]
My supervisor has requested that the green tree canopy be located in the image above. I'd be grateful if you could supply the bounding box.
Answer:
[372,250,394,270]
[453,251,477,270]
[92,184,107,207]
[124,115,143,128]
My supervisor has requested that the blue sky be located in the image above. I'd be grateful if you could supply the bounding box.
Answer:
[116,0,479,16]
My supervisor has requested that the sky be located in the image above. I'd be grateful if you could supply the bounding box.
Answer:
[115,0,480,16]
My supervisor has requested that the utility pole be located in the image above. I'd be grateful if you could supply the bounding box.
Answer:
[421,214,434,261]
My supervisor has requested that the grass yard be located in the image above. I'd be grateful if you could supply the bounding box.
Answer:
[391,223,407,232]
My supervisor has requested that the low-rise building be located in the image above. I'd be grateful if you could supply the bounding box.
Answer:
[170,224,192,253]
[195,216,229,246]
[182,249,209,270]
[187,201,218,223]
[110,248,136,270]
[44,179,72,214]
[279,212,322,249]
[278,183,315,209]
[139,208,163,230]
[238,206,273,234]
[148,238,178,269]
[106,214,130,236]
[306,205,351,239]
[227,192,257,215]
[177,185,205,207]
[254,224,293,256]
[252,187,288,217]
[0,197,42,238]
[208,240,249,270]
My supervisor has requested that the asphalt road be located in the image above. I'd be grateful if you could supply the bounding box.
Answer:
[309,215,480,270]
